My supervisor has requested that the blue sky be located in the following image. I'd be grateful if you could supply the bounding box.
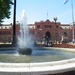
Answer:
[3,0,75,24]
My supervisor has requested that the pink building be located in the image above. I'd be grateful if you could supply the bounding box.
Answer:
[0,20,75,43]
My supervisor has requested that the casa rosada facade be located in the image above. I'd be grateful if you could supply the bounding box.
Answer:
[0,19,75,43]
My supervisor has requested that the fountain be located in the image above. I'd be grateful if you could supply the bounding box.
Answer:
[1,10,75,75]
[18,10,32,55]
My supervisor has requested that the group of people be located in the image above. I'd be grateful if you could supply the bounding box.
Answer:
[43,41,53,47]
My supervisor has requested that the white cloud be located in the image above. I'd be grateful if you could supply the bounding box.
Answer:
[58,8,75,18]
[58,10,71,18]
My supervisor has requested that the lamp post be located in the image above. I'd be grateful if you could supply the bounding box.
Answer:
[71,0,74,43]
[12,0,17,46]
[54,17,57,44]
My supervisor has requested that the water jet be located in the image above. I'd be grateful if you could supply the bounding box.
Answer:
[18,10,32,55]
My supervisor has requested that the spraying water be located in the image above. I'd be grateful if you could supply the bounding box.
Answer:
[18,10,31,49]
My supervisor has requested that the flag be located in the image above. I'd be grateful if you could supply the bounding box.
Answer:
[64,0,69,4]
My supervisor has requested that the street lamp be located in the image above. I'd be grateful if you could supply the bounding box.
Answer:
[54,17,57,44]
[12,0,17,46]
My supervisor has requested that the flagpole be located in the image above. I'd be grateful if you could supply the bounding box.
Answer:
[71,0,74,43]
[47,10,48,19]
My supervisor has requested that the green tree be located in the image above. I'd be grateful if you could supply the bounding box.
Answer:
[0,0,13,23]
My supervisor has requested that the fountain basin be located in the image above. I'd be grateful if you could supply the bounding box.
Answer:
[0,57,75,74]
[0,47,75,63]
[0,47,75,74]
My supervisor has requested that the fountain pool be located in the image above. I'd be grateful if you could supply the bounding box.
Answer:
[0,47,75,63]
[0,47,75,75]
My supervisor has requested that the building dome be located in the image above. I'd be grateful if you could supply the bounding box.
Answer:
[45,19,50,22]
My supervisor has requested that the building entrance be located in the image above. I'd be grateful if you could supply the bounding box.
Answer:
[45,31,50,41]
